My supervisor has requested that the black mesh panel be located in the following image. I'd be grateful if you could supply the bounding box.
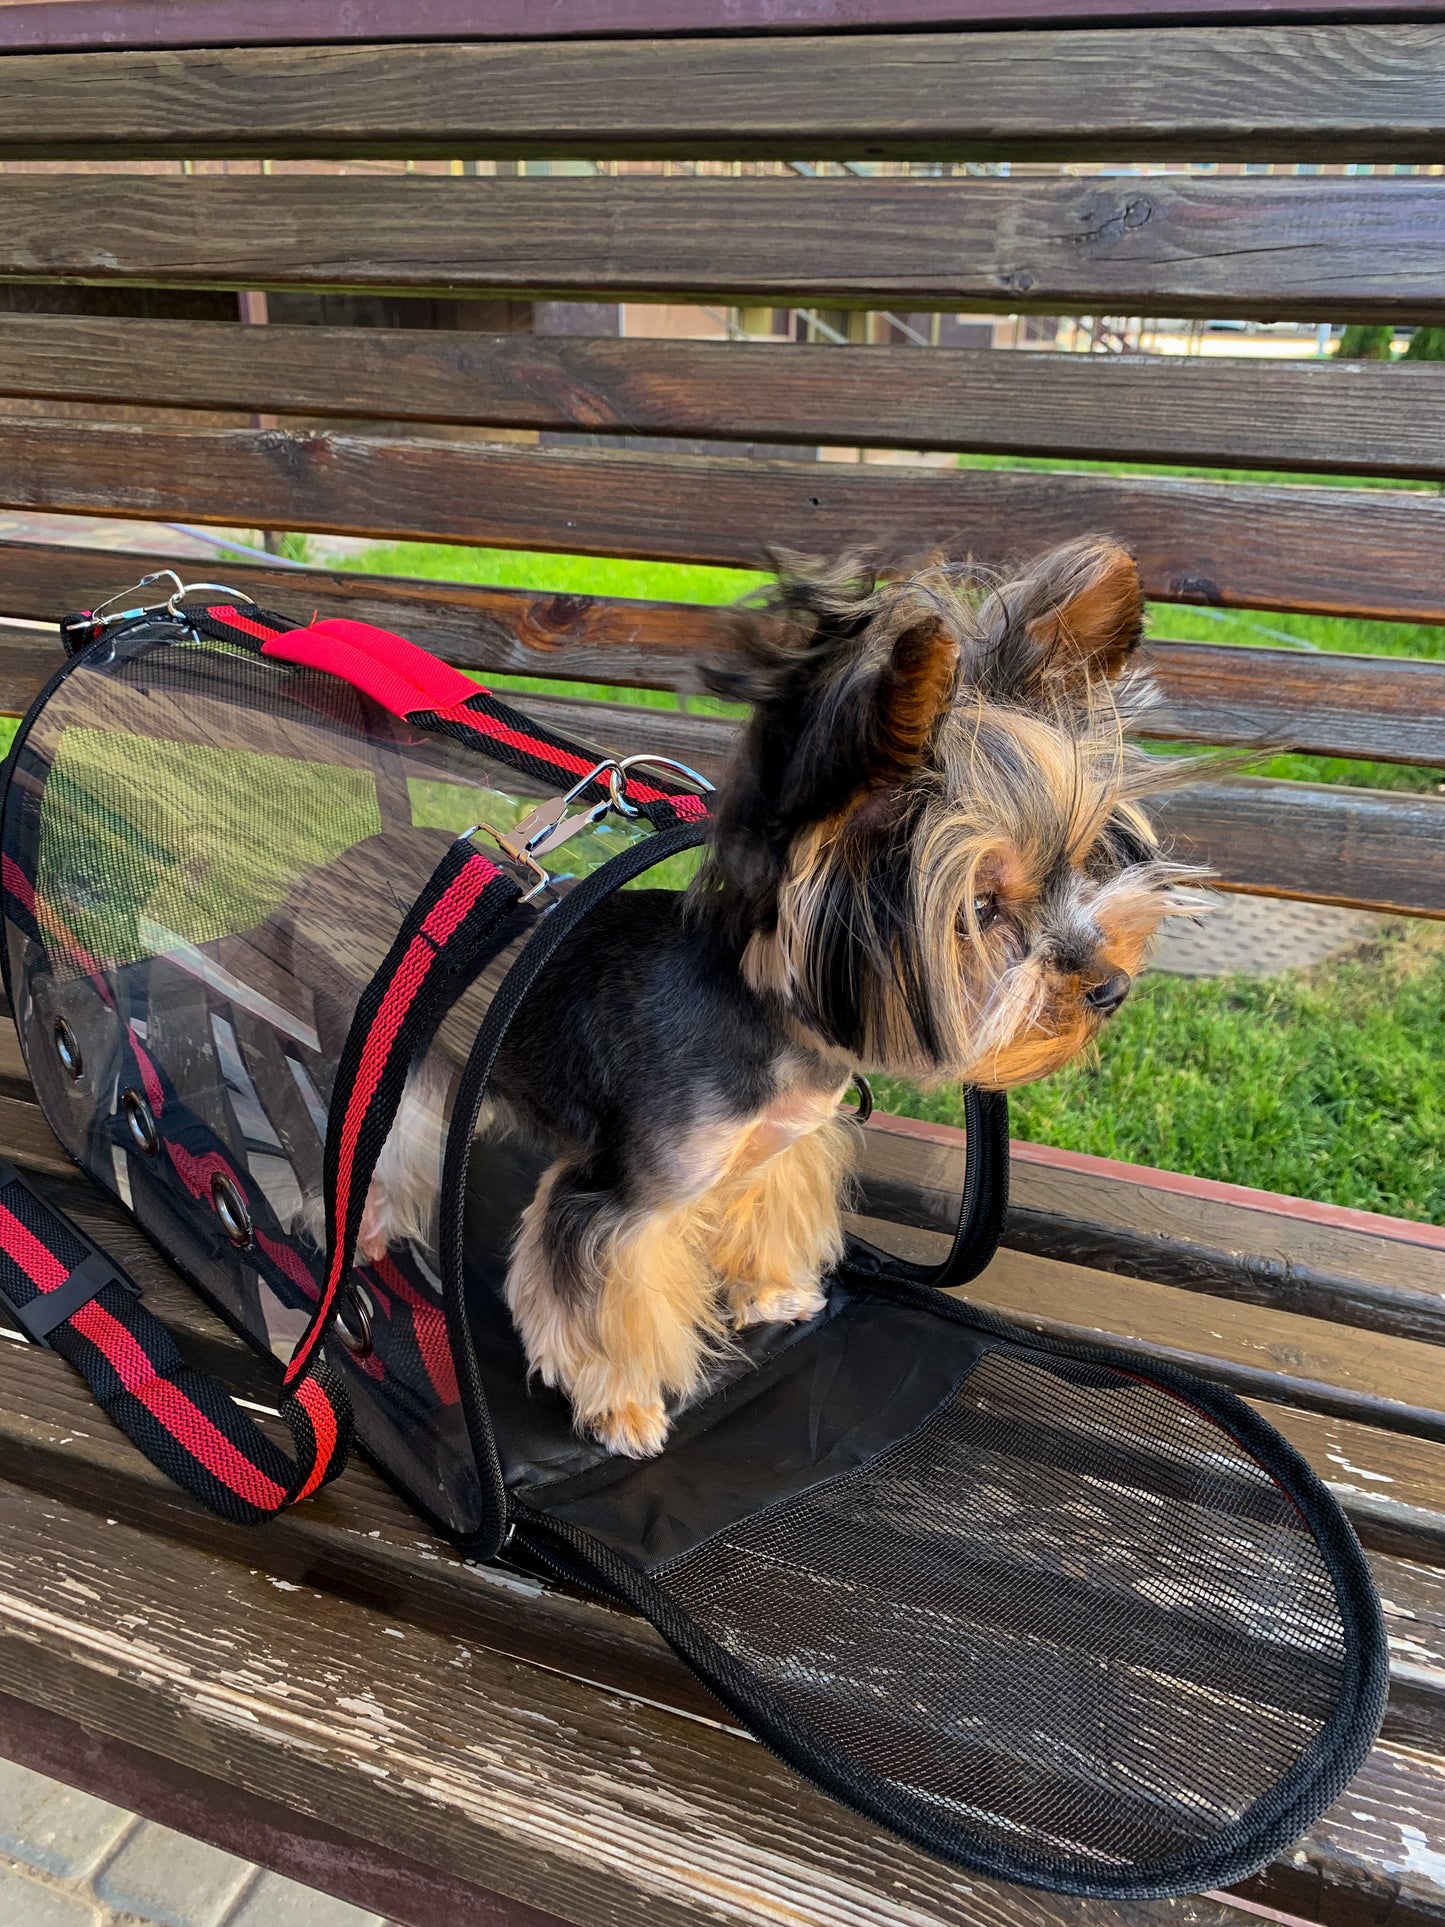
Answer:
[653,1346,1349,1888]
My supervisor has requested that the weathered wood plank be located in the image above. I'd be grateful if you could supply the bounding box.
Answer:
[0,1270,1441,1923]
[862,1118,1445,1348]
[5,28,1445,162]
[2,1023,1443,1565]
[518,692,1445,917]
[4,424,1445,626]
[0,1470,1281,1927]
[1143,642,1445,768]
[7,612,1435,914]
[1151,777,1445,918]
[0,542,731,702]
[950,1241,1445,1444]
[1235,1743,1445,1927]
[5,315,1445,483]
[1248,1405,1445,1565]
[2,543,1443,771]
[0,0,1440,53]
[0,174,1443,321]
[0,1689,570,1927]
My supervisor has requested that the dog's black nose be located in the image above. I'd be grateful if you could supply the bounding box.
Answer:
[1084,968,1131,1015]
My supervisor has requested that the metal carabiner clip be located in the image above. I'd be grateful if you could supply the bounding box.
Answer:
[608,752,716,818]
[504,759,627,860]
[162,577,260,619]
[78,572,260,635]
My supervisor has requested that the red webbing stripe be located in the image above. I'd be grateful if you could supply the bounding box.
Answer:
[292,1376,341,1502]
[439,703,709,818]
[322,930,430,1305]
[372,1253,459,1407]
[207,604,282,644]
[301,853,501,1372]
[70,1300,288,1510]
[0,1199,70,1293]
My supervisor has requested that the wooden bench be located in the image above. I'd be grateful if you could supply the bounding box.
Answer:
[0,7,1440,1925]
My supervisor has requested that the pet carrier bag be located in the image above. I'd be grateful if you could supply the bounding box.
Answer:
[0,579,1387,1900]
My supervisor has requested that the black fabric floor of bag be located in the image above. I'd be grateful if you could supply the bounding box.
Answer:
[0,590,1388,1900]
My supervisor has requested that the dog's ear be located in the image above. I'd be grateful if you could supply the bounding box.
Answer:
[697,556,958,920]
[969,537,1144,706]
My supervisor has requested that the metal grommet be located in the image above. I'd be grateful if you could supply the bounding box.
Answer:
[210,1172,252,1248]
[121,1088,158,1156]
[334,1283,373,1359]
[847,1074,874,1125]
[53,1016,83,1081]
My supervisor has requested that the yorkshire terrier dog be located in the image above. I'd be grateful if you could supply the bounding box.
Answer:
[358,536,1206,1458]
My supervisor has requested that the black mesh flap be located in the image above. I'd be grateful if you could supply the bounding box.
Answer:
[524,1317,1388,1900]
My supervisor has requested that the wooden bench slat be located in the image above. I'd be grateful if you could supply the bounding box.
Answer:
[2,1079,1445,1495]
[6,315,1445,483]
[516,692,1445,917]
[1235,1744,1445,1927]
[3,618,1435,914]
[1152,776,1445,919]
[5,28,1445,162]
[2,1057,1442,1568]
[5,423,1445,626]
[1,174,1444,322]
[0,1465,1302,1927]
[0,1333,1438,1925]
[1,0,1442,54]
[863,1120,1445,1348]
[943,1237,1445,1445]
[3,544,1443,771]
[1143,642,1445,770]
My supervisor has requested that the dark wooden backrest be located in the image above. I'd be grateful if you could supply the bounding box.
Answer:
[0,7,1441,920]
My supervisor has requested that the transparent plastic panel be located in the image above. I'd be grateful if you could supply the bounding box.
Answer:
[3,616,657,1535]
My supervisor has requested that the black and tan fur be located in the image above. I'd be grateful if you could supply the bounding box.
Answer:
[365,537,1207,1458]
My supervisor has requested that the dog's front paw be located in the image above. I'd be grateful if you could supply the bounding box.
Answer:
[357,1196,392,1265]
[588,1399,670,1459]
[729,1277,828,1329]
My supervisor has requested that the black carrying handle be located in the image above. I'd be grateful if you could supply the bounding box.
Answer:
[844,1086,1009,1295]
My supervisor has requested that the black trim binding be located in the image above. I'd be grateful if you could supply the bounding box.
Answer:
[842,1084,1009,1295]
[513,1293,1389,1901]
[439,819,711,1559]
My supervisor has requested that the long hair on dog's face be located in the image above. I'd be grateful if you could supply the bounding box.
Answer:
[691,536,1208,1089]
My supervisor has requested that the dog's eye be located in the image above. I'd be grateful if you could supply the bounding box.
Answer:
[969,893,1000,933]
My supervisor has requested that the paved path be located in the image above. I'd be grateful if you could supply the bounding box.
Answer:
[1149,893,1383,979]
[0,1756,387,1927]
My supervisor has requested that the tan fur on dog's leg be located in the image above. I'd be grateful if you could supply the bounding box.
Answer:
[570,1203,724,1458]
[507,1167,725,1458]
[708,1118,853,1328]
[506,1160,595,1398]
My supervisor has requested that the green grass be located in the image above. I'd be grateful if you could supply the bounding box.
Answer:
[327,532,1445,1222]
[343,538,768,609]
[10,494,1438,1219]
[874,921,1445,1222]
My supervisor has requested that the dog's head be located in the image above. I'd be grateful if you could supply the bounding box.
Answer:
[692,537,1208,1087]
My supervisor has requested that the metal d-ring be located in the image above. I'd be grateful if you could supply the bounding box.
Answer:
[847,1075,874,1125]
[79,571,262,634]
[610,753,715,817]
[163,578,260,619]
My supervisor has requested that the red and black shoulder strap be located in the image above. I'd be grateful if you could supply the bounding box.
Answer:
[0,833,525,1524]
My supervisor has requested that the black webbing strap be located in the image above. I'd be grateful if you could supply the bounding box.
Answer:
[185,603,712,834]
[0,834,524,1523]
[0,1160,352,1525]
